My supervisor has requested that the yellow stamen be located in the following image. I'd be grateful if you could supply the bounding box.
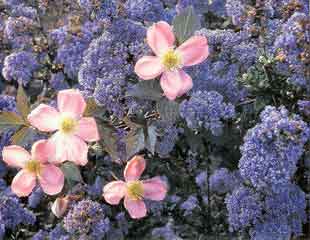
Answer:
[127,181,144,200]
[25,160,41,175]
[59,116,77,134]
[161,49,182,70]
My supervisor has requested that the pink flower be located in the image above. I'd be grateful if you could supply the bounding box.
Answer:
[134,21,209,100]
[2,140,64,197]
[27,89,100,166]
[103,155,167,219]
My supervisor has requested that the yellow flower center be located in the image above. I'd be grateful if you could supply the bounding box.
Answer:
[25,160,41,175]
[127,181,144,200]
[59,116,77,134]
[161,49,182,70]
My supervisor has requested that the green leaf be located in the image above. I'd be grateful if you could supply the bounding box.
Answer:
[126,128,145,159]
[60,162,83,182]
[145,123,157,155]
[172,6,201,44]
[97,121,121,161]
[16,84,30,120]
[126,80,163,101]
[156,99,180,122]
[10,126,29,145]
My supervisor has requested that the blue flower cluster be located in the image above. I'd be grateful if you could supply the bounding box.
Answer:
[79,19,148,117]
[2,51,39,85]
[209,168,241,195]
[239,106,310,189]
[226,186,262,231]
[180,91,235,136]
[63,200,110,238]
[0,193,36,235]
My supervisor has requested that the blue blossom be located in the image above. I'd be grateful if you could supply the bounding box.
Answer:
[0,224,4,240]
[180,91,235,136]
[0,94,16,112]
[50,20,103,80]
[32,230,48,240]
[125,0,166,22]
[78,0,119,21]
[0,194,36,233]
[49,72,69,91]
[266,184,306,234]
[155,121,180,157]
[209,168,241,194]
[63,200,110,237]
[250,184,306,239]
[4,16,38,49]
[190,29,252,103]
[195,170,208,189]
[176,0,209,15]
[28,187,44,209]
[226,186,262,231]
[152,221,179,240]
[87,176,103,198]
[298,100,310,116]
[10,4,38,20]
[116,212,129,236]
[0,179,6,192]
[48,224,69,240]
[2,51,39,85]
[79,19,147,117]
[180,195,200,216]
[274,12,310,90]
[239,106,310,189]
[0,95,16,165]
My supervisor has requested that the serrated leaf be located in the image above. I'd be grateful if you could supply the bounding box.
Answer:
[172,6,201,44]
[0,111,25,126]
[11,127,38,146]
[84,98,98,117]
[126,128,145,159]
[10,126,29,145]
[126,80,163,101]
[60,162,83,182]
[145,124,157,154]
[157,99,180,122]
[16,84,30,120]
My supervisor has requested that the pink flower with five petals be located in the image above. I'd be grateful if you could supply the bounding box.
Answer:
[2,140,64,197]
[103,155,167,219]
[134,21,209,100]
[27,89,100,166]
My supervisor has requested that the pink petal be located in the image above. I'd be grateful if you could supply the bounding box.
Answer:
[177,36,209,66]
[57,89,86,118]
[124,196,147,219]
[147,21,175,56]
[160,69,192,100]
[50,132,89,166]
[2,145,30,168]
[51,197,69,218]
[134,56,164,80]
[27,104,60,132]
[177,70,193,97]
[142,177,167,201]
[11,170,36,197]
[124,155,146,182]
[38,164,64,195]
[31,140,56,164]
[103,180,126,205]
[75,117,100,142]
